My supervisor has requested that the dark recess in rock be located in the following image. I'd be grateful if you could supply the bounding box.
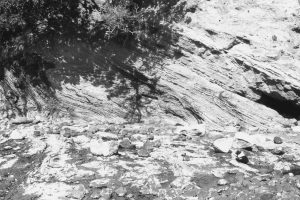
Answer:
[292,27,300,34]
[256,93,300,119]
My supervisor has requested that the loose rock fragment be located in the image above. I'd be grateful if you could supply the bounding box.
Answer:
[119,138,135,149]
[89,179,111,188]
[217,179,228,186]
[213,138,234,153]
[11,117,33,125]
[33,130,41,137]
[137,148,150,157]
[273,136,283,144]
[114,187,127,197]
[90,190,102,199]
[271,147,285,155]
[291,126,300,133]
[10,130,26,140]
[235,150,249,164]
[90,140,118,156]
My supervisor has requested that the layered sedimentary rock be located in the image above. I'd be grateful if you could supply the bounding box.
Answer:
[39,0,300,127]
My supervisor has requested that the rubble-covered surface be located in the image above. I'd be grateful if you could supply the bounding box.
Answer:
[1,118,300,200]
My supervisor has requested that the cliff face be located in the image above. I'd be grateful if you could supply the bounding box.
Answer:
[44,0,300,128]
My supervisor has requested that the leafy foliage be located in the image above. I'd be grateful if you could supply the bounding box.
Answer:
[0,0,184,118]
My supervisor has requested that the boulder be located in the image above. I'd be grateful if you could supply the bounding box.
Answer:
[291,126,300,133]
[213,138,234,153]
[89,140,118,156]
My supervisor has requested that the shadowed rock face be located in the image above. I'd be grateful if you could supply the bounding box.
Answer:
[9,0,300,128]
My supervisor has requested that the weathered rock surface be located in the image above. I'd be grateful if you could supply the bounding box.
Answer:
[89,140,119,157]
[1,0,300,199]
[213,137,234,153]
[34,0,300,129]
[1,118,300,199]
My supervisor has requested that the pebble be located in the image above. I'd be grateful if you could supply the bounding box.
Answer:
[3,146,13,150]
[282,154,295,162]
[271,147,285,155]
[11,117,33,125]
[236,150,249,164]
[291,126,300,133]
[218,179,228,186]
[115,187,127,197]
[33,130,41,137]
[99,188,113,200]
[10,130,26,140]
[119,138,134,149]
[68,188,86,199]
[182,153,191,161]
[89,179,110,188]
[90,140,119,157]
[147,135,154,140]
[273,136,283,144]
[137,149,150,157]
[62,128,72,138]
[296,180,300,189]
[207,131,224,139]
[90,190,102,199]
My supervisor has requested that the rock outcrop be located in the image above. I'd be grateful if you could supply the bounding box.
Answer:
[3,0,300,128]
[1,118,300,199]
[41,0,300,128]
[158,0,300,128]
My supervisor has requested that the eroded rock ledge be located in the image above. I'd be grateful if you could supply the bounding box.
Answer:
[2,0,300,129]
[40,0,300,128]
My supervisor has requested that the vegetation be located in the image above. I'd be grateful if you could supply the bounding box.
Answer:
[0,0,184,120]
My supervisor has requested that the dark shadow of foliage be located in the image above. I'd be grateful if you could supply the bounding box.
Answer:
[0,0,188,122]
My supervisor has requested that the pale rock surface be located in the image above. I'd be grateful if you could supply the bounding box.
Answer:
[34,0,300,128]
[94,131,118,140]
[0,157,18,169]
[89,139,119,156]
[291,126,300,132]
[24,183,87,200]
[2,120,300,199]
[10,127,35,140]
[213,137,234,153]
[1,0,300,199]
[234,132,278,150]
[89,179,111,188]
[73,135,91,148]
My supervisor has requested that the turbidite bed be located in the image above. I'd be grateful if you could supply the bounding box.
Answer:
[1,0,300,199]
[45,0,300,128]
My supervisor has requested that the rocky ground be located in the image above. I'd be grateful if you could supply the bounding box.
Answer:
[1,117,300,199]
[1,0,300,199]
